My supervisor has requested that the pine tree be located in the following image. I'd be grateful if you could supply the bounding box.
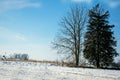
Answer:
[83,4,118,68]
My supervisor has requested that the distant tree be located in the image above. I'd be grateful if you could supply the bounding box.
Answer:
[14,54,21,60]
[111,60,120,69]
[3,55,6,60]
[21,54,29,60]
[83,4,118,68]
[118,60,120,65]
[52,5,87,66]
[14,53,29,60]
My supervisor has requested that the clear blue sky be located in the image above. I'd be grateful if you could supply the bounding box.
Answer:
[0,0,120,61]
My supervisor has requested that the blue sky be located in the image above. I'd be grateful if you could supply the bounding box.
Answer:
[0,0,120,61]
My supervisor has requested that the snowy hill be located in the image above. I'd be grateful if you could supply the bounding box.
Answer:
[0,61,120,80]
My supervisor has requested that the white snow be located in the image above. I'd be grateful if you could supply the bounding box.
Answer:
[0,61,120,80]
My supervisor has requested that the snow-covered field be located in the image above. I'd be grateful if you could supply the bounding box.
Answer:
[0,61,120,80]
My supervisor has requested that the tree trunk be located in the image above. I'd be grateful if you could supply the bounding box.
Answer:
[75,54,79,66]
[96,58,100,68]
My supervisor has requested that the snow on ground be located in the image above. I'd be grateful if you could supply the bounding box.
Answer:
[0,61,120,80]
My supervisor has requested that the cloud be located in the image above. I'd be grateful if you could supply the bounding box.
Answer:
[102,0,120,8]
[109,1,120,8]
[71,0,92,3]
[0,27,28,42]
[15,33,27,41]
[62,0,92,4]
[0,0,41,13]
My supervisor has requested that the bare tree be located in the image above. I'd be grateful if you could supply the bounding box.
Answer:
[52,5,87,66]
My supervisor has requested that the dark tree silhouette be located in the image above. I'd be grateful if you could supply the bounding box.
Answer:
[84,4,118,68]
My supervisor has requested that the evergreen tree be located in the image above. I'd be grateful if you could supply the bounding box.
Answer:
[83,4,118,68]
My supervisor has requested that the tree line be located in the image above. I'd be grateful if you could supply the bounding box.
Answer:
[52,4,118,68]
[0,53,29,60]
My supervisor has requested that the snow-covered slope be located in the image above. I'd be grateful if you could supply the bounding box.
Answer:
[0,61,120,80]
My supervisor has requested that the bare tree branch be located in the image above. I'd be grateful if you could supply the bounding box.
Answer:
[52,5,88,66]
